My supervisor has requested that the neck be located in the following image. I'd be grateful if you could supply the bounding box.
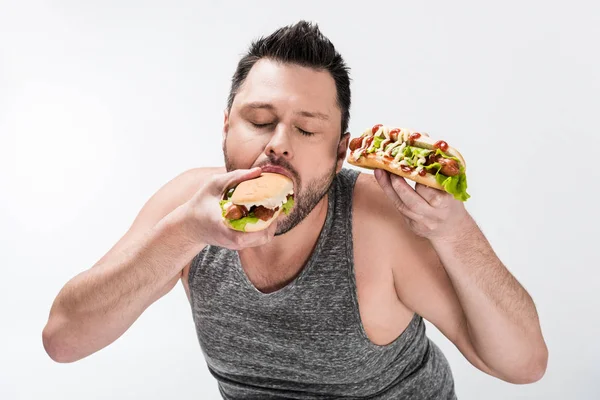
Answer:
[239,193,330,262]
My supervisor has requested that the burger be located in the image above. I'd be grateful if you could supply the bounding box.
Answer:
[219,172,295,232]
[347,123,470,201]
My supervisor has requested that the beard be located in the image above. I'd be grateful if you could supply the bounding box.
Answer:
[223,142,337,236]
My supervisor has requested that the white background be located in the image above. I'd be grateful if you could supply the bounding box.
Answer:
[1,1,599,399]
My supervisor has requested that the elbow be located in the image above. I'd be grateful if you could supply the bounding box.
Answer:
[503,344,549,384]
[42,320,82,364]
[525,347,549,384]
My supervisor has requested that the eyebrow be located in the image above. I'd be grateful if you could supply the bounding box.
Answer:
[296,110,330,121]
[242,102,330,121]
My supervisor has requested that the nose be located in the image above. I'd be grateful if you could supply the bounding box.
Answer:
[264,124,293,160]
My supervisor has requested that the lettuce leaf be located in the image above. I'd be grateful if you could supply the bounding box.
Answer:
[403,145,433,159]
[228,215,260,231]
[424,162,441,175]
[433,148,459,162]
[390,144,432,161]
[367,136,384,153]
[219,199,230,216]
[436,172,470,202]
[282,196,294,215]
[389,145,434,166]
[424,162,470,201]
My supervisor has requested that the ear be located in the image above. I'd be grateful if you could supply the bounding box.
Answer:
[336,132,351,173]
[222,109,230,142]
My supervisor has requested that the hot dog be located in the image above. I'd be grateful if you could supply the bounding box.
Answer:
[346,124,471,201]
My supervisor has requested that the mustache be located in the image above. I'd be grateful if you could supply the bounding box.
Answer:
[255,156,300,182]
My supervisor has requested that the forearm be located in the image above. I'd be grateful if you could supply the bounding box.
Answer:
[431,215,547,381]
[43,205,204,362]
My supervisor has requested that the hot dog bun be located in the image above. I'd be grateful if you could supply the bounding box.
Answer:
[349,152,445,190]
[220,172,294,232]
[230,173,294,207]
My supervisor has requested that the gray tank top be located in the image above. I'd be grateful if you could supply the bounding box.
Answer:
[188,168,457,399]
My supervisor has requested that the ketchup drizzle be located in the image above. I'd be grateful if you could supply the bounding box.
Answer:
[433,140,449,152]
[389,128,401,141]
[372,124,383,135]
[408,132,421,144]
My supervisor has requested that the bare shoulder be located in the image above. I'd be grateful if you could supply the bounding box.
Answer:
[94,166,224,269]
[352,172,413,237]
[143,166,225,214]
[350,171,415,282]
[351,171,444,294]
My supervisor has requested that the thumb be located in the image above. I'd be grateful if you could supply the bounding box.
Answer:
[212,167,263,197]
[374,169,391,190]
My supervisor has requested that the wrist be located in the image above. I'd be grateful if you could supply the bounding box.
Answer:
[430,213,477,248]
[162,202,207,253]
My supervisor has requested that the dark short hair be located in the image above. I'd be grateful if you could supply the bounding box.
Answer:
[226,20,351,135]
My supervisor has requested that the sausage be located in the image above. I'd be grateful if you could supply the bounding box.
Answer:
[253,206,279,221]
[438,158,460,176]
[349,137,363,151]
[224,204,248,220]
[425,155,460,176]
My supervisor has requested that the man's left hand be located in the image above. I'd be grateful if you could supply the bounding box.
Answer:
[373,169,472,241]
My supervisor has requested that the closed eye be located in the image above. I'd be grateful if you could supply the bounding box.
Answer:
[250,121,314,136]
[251,122,273,129]
[297,127,314,136]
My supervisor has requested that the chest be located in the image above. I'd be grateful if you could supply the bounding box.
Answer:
[188,251,385,386]
[238,246,314,294]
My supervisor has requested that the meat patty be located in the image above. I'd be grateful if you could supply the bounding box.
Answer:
[253,206,279,221]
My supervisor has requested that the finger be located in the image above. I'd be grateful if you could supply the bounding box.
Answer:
[387,173,434,213]
[415,183,450,208]
[373,169,424,220]
[266,218,278,237]
[228,221,277,248]
[212,167,263,197]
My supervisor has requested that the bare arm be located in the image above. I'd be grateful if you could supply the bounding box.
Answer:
[42,166,276,363]
[42,169,208,363]
[370,171,548,384]
[428,216,548,382]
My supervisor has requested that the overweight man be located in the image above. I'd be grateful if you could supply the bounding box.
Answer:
[43,20,548,399]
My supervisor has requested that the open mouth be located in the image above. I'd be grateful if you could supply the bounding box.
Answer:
[259,165,296,192]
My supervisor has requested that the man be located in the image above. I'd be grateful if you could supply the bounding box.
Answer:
[42,21,548,399]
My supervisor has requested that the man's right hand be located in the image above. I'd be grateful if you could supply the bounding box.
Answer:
[182,167,277,250]
[42,166,271,363]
